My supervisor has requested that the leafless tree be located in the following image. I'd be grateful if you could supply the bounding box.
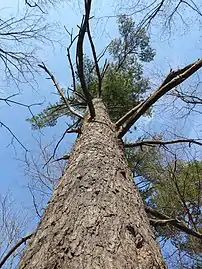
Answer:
[0,193,30,269]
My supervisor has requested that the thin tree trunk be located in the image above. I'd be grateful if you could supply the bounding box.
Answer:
[19,99,167,269]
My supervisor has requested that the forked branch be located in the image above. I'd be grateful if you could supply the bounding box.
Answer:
[117,59,202,138]
[76,0,95,118]
[87,20,102,97]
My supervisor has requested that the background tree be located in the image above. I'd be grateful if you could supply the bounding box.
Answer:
[0,5,54,150]
[0,193,30,269]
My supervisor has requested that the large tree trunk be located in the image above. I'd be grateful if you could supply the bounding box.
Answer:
[19,99,167,269]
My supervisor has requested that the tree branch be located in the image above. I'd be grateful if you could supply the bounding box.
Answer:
[0,233,33,268]
[38,62,84,119]
[0,121,28,151]
[145,206,202,239]
[76,0,95,118]
[86,20,102,98]
[115,101,145,128]
[124,138,202,148]
[43,120,80,168]
[117,59,202,138]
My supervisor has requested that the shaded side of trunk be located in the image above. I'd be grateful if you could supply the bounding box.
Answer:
[19,99,167,269]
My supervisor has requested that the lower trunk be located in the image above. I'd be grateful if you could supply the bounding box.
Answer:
[19,99,167,269]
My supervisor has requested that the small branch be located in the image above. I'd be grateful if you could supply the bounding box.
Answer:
[28,184,42,218]
[38,62,83,119]
[43,120,80,167]
[64,28,78,93]
[171,88,202,104]
[0,233,34,268]
[0,121,28,152]
[117,59,202,138]
[76,0,95,118]
[52,153,70,162]
[25,0,45,13]
[145,206,202,239]
[86,20,102,97]
[124,138,202,148]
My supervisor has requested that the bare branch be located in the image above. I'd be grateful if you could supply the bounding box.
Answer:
[117,59,202,138]
[0,121,28,152]
[0,233,33,268]
[43,120,80,167]
[25,0,45,13]
[86,20,102,97]
[145,206,202,239]
[52,153,70,162]
[171,87,202,104]
[76,0,95,118]
[28,184,42,218]
[124,138,202,148]
[38,62,84,119]
[0,10,51,85]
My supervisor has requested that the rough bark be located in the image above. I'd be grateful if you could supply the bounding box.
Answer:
[19,99,167,269]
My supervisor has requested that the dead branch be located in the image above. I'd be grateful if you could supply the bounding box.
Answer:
[117,59,202,138]
[171,88,202,104]
[0,121,28,151]
[25,0,45,13]
[145,206,202,239]
[64,28,78,93]
[28,184,42,218]
[124,138,202,148]
[76,0,95,118]
[52,153,70,162]
[43,120,80,167]
[0,232,33,268]
[38,62,84,119]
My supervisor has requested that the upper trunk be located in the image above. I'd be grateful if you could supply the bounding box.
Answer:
[19,99,167,269]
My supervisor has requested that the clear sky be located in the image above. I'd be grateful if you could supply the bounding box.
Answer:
[0,0,201,264]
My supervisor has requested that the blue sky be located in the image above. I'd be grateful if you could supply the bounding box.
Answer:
[0,0,201,265]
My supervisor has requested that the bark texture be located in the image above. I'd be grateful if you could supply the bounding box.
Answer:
[19,99,167,269]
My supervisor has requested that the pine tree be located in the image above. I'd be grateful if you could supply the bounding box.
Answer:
[18,1,202,268]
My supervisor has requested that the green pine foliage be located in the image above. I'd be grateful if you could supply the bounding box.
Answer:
[126,145,202,267]
[27,15,154,129]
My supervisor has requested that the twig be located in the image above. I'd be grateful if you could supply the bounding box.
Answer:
[28,184,42,218]
[38,62,83,119]
[25,0,45,13]
[0,121,28,151]
[0,232,34,268]
[64,28,78,93]
[43,120,80,168]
